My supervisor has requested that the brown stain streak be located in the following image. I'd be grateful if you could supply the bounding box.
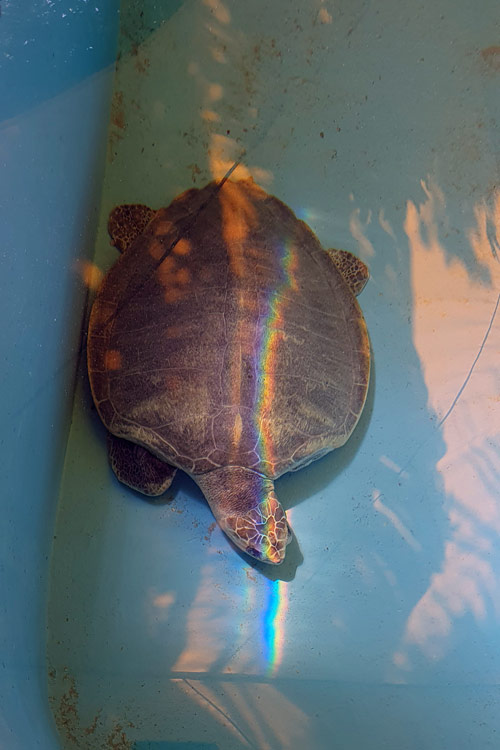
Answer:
[50,668,135,748]
[480,46,500,72]
[111,91,125,130]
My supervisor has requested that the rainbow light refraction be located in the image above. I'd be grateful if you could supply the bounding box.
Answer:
[262,577,290,676]
[253,238,296,659]
[254,238,299,471]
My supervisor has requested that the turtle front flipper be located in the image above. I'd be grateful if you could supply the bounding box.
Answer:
[107,433,177,496]
[325,248,369,296]
[108,204,156,253]
[195,467,292,564]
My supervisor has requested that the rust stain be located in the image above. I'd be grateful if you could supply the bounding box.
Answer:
[105,723,134,749]
[480,46,500,72]
[189,162,203,183]
[54,670,80,746]
[111,91,126,130]
[134,56,150,74]
[49,667,136,749]
[84,711,101,736]
[204,521,217,541]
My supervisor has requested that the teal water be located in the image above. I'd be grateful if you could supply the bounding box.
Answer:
[47,1,500,748]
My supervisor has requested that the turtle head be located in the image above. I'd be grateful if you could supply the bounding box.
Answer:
[221,494,292,564]
[196,467,292,565]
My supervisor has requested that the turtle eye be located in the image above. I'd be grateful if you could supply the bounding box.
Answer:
[246,546,260,558]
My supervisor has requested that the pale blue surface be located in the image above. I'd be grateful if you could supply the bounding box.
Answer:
[2,1,500,749]
[0,2,119,748]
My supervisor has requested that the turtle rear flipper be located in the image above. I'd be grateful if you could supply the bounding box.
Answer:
[108,433,177,496]
[108,204,156,253]
[326,248,369,296]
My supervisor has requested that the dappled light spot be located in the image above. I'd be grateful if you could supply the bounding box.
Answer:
[104,349,122,371]
[373,490,421,552]
[148,238,164,260]
[208,133,248,181]
[164,287,186,304]
[210,45,227,63]
[74,260,103,290]
[201,108,221,122]
[392,650,411,670]
[156,252,191,303]
[317,7,333,24]
[173,237,191,256]
[154,220,174,236]
[379,454,409,479]
[203,0,231,25]
[249,166,274,185]
[378,208,397,240]
[175,267,191,285]
[349,206,375,257]
[157,254,177,283]
[219,179,258,277]
[208,82,224,102]
[152,592,175,609]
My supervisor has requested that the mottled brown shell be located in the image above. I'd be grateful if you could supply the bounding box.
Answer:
[88,178,370,479]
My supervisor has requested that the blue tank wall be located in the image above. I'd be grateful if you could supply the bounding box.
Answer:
[0,3,120,748]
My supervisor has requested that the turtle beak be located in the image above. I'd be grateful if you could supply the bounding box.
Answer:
[222,497,292,565]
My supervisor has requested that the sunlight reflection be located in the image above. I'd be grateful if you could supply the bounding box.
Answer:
[378,208,397,241]
[74,259,103,290]
[379,454,409,478]
[394,180,500,665]
[317,7,333,25]
[201,108,221,122]
[373,490,421,552]
[176,678,310,750]
[203,0,231,25]
[148,590,176,629]
[349,204,375,258]
[153,592,176,609]
[172,563,230,673]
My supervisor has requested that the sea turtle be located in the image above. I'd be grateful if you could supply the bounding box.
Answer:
[87,177,370,565]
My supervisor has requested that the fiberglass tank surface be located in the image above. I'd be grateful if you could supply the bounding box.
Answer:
[0,2,120,749]
[47,0,500,749]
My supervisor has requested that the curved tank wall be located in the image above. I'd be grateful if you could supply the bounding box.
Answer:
[0,3,120,748]
[2,1,500,749]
